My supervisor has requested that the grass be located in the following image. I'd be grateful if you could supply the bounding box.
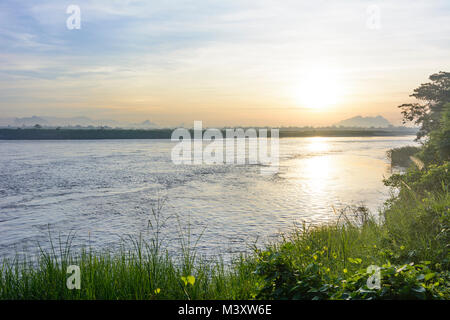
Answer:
[0,234,261,300]
[0,146,448,300]
[0,187,448,300]
[0,204,261,300]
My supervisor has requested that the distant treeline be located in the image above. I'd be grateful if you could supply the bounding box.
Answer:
[0,127,418,140]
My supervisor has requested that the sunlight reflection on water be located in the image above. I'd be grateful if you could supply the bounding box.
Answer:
[0,136,418,260]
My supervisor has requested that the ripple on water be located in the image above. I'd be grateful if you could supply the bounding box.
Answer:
[0,137,418,261]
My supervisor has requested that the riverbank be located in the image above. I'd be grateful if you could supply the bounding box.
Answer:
[0,176,448,299]
[0,127,417,140]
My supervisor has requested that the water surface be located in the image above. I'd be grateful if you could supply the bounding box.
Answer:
[0,136,417,260]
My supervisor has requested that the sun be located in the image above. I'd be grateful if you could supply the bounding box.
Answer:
[293,69,342,110]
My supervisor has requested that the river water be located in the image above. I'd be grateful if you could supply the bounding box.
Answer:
[0,136,417,260]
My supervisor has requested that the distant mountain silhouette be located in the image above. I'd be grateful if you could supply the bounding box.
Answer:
[13,116,49,126]
[140,120,159,128]
[0,116,160,129]
[335,115,392,128]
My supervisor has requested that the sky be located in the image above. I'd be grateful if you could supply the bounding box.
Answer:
[0,0,449,127]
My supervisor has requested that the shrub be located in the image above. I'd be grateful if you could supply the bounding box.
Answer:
[387,146,421,167]
[333,262,449,300]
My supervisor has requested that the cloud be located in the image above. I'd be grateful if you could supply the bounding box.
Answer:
[0,0,449,125]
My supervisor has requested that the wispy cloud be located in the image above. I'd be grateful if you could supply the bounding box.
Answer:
[0,0,449,125]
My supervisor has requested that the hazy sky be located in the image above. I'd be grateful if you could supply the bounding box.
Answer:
[0,0,449,127]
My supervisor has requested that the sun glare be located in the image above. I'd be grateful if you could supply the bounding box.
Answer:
[293,69,342,110]
[306,137,330,153]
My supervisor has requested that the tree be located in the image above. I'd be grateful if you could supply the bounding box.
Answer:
[398,71,450,140]
[418,102,450,164]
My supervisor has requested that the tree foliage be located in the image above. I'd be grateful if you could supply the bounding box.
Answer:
[418,103,450,164]
[399,71,450,140]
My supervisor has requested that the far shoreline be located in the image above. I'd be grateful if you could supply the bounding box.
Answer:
[0,127,418,140]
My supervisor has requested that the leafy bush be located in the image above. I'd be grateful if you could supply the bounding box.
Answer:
[417,103,450,165]
[253,248,335,300]
[252,192,449,300]
[333,262,449,300]
[387,146,421,167]
[384,162,449,195]
[253,245,450,300]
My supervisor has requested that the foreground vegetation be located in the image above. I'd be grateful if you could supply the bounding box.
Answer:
[0,73,448,300]
[0,187,447,300]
